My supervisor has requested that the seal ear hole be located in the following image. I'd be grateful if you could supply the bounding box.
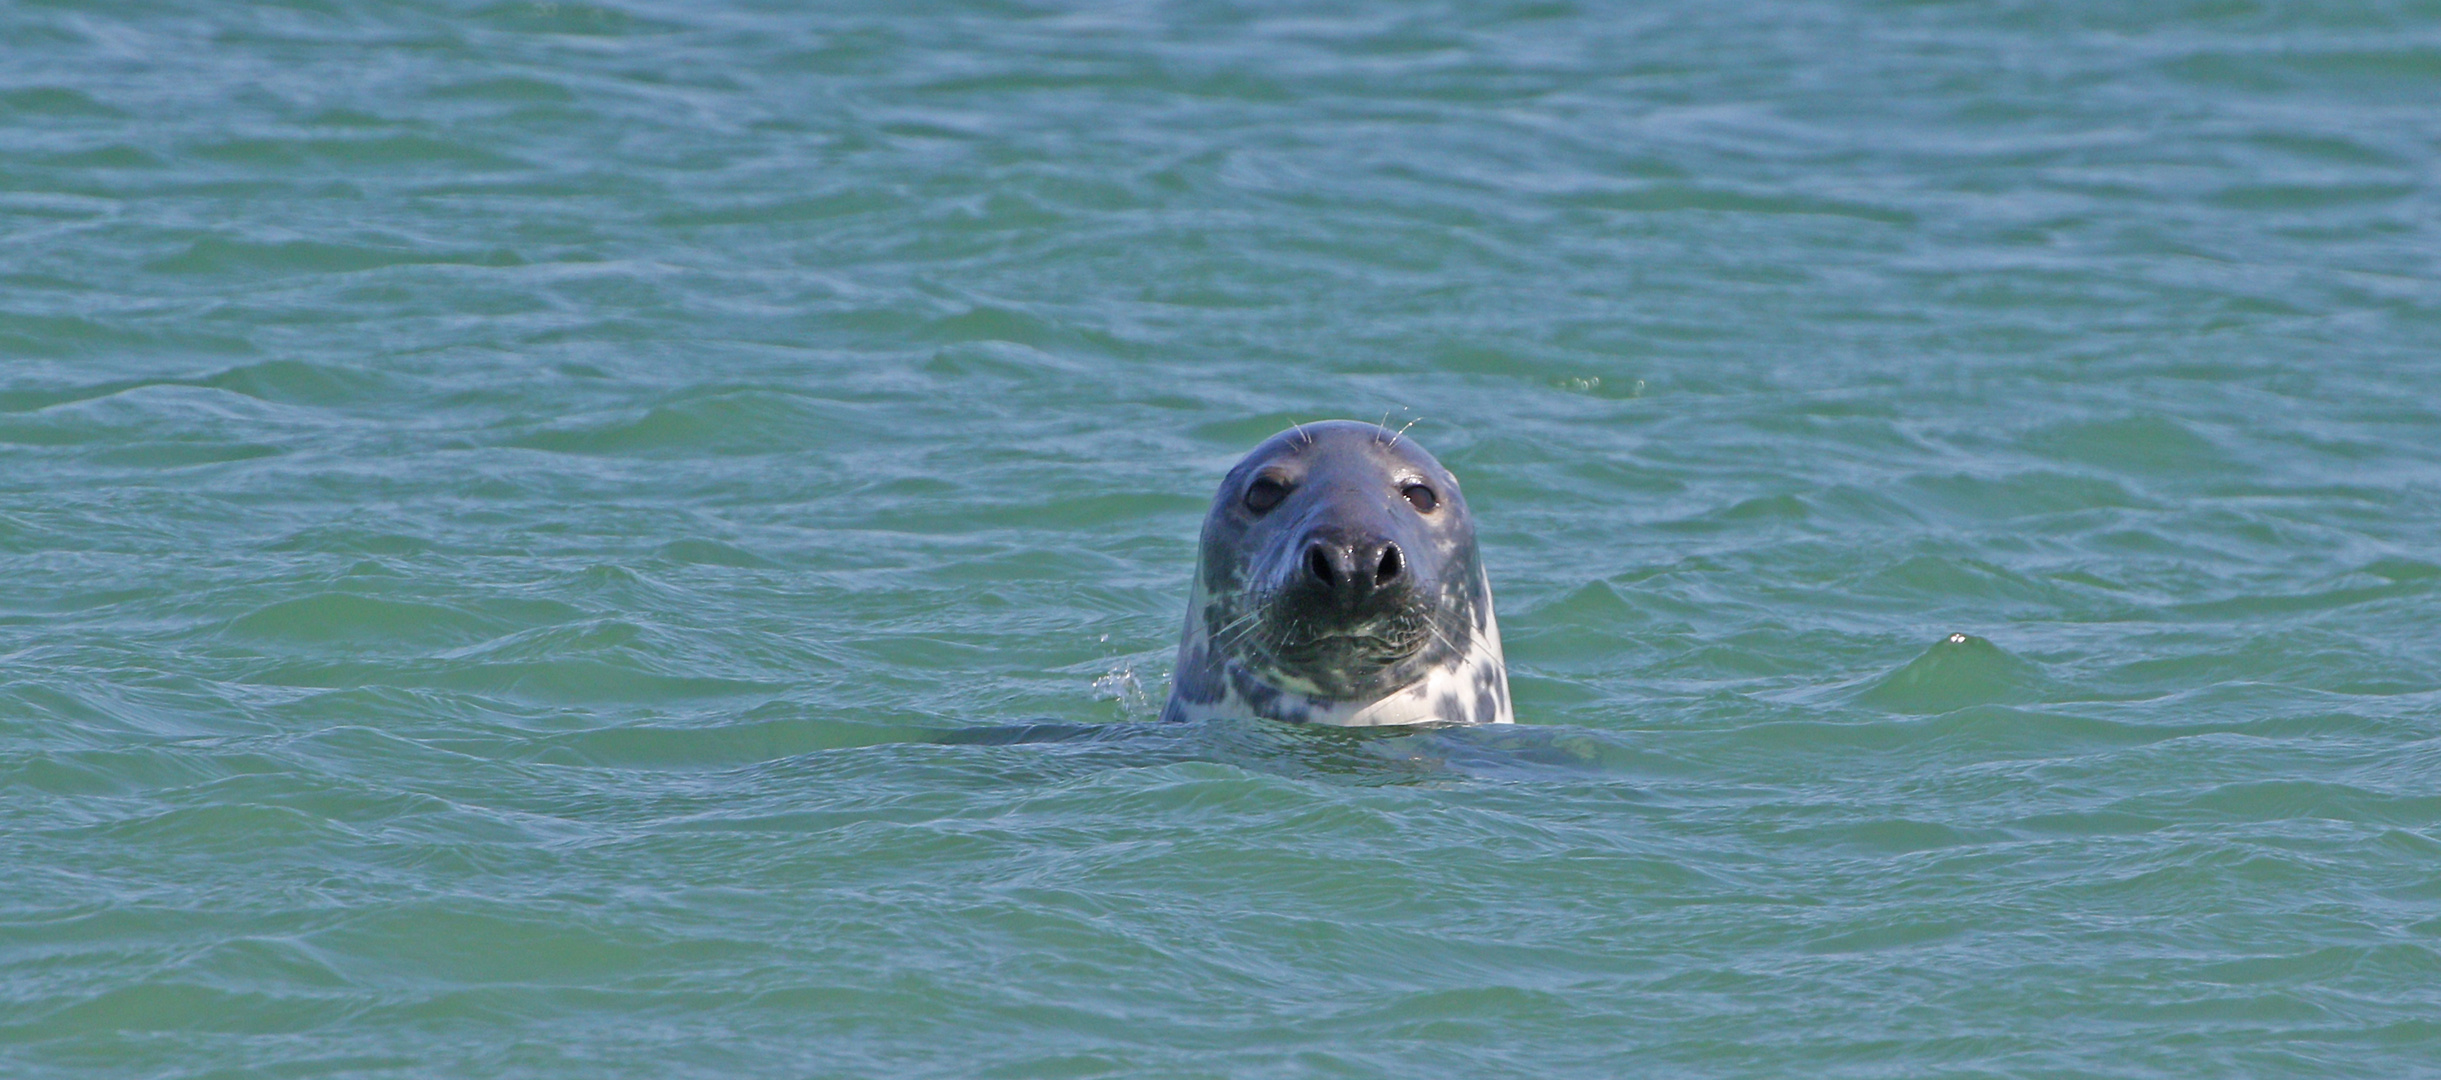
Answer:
[1245,477,1288,514]
[1402,484,1438,513]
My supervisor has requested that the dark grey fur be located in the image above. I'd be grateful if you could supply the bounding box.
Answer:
[1161,421,1511,727]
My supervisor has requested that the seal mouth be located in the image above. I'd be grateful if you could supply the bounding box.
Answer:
[1240,601,1437,691]
[1272,631,1423,666]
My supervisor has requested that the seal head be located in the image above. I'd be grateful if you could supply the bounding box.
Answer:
[1161,420,1512,726]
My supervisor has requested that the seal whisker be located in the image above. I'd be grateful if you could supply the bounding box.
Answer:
[1207,604,1269,654]
[1212,613,1261,651]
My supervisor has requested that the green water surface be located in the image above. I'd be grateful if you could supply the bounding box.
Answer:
[4,1,2439,1077]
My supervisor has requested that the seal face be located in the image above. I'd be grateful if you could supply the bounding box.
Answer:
[1161,420,1512,726]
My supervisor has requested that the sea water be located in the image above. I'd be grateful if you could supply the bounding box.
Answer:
[3,2,2438,1076]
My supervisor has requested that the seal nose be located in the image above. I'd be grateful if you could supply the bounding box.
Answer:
[1301,536,1404,605]
[1373,541,1403,586]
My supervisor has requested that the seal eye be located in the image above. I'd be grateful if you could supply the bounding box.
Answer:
[1244,477,1288,514]
[1402,484,1438,513]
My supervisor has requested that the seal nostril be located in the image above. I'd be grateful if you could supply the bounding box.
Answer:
[1375,544,1402,585]
[1306,546,1336,586]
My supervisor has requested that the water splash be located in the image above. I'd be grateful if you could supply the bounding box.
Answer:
[1090,664,1155,721]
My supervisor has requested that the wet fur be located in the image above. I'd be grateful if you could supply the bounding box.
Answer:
[1162,422,1512,727]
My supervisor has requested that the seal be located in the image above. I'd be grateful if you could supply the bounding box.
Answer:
[1161,420,1512,726]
